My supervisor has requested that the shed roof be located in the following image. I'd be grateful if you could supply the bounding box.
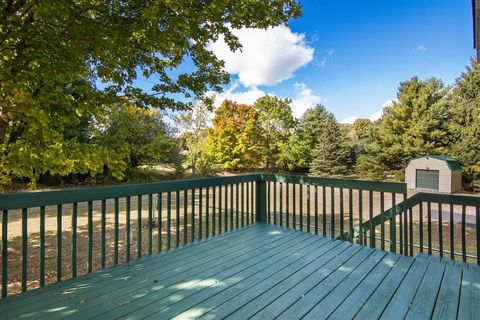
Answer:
[410,155,461,171]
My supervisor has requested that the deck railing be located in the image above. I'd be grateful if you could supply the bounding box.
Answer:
[0,175,260,297]
[360,192,480,264]
[0,173,479,298]
[261,174,407,250]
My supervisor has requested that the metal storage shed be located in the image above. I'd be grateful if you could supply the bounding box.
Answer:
[405,155,462,193]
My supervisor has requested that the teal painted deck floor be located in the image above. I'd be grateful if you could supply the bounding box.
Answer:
[0,224,478,319]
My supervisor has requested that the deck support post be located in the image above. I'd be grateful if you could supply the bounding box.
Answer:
[255,179,267,223]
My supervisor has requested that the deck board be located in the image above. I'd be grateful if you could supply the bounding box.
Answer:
[0,223,478,320]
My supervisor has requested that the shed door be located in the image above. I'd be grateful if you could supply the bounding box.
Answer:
[416,169,439,190]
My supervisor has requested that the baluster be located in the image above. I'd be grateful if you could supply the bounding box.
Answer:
[251,181,254,223]
[279,182,283,227]
[56,205,63,281]
[462,205,466,262]
[408,205,413,256]
[322,186,327,236]
[380,192,385,250]
[299,184,303,231]
[21,208,27,292]
[218,186,222,233]
[358,191,363,246]
[199,188,203,240]
[314,186,318,235]
[293,184,296,229]
[167,192,172,249]
[419,202,423,253]
[2,210,8,297]
[148,194,153,255]
[126,197,131,261]
[114,198,119,263]
[307,185,311,233]
[286,183,290,228]
[331,187,335,238]
[273,182,277,225]
[349,189,353,242]
[390,194,396,253]
[175,191,180,247]
[235,184,239,229]
[71,204,77,278]
[230,184,234,230]
[213,186,216,235]
[438,203,443,257]
[184,190,188,245]
[224,185,228,232]
[40,206,46,285]
[449,204,454,260]
[88,201,93,272]
[206,187,210,238]
[158,193,163,252]
[427,202,432,255]
[101,200,106,267]
[192,188,196,242]
[340,188,344,239]
[369,191,374,248]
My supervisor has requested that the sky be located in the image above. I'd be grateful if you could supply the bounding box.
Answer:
[136,0,476,123]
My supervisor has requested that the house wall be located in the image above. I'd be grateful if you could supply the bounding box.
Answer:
[405,157,455,193]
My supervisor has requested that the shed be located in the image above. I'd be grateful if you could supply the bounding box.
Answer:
[405,155,462,193]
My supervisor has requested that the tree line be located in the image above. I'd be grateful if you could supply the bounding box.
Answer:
[0,0,301,189]
[182,61,480,190]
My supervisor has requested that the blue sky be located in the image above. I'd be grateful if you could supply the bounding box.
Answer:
[205,0,475,122]
[132,0,475,123]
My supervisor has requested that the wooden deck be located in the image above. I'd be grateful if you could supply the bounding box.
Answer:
[0,224,478,320]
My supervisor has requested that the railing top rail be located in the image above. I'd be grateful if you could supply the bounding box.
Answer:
[0,174,262,211]
[261,174,407,193]
[415,192,480,207]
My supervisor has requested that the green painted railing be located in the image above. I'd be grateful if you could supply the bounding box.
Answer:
[0,173,479,298]
[0,175,260,297]
[359,192,480,264]
[261,174,408,253]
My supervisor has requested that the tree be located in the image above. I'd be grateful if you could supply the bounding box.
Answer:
[176,101,211,175]
[310,118,352,176]
[278,104,333,171]
[99,103,173,170]
[254,96,295,169]
[0,0,301,187]
[361,77,449,179]
[348,118,373,162]
[207,100,262,170]
[447,61,480,189]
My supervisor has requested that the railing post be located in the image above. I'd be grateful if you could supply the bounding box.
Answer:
[256,179,267,223]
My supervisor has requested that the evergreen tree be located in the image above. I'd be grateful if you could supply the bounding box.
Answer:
[310,118,352,176]
[447,61,480,189]
[278,104,333,171]
[361,77,449,180]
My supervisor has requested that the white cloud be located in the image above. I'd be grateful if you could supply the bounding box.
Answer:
[211,82,266,107]
[417,45,427,52]
[291,83,324,118]
[339,116,359,124]
[315,49,334,68]
[208,26,314,87]
[339,99,396,124]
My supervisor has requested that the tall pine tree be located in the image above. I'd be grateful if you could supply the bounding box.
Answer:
[310,118,352,176]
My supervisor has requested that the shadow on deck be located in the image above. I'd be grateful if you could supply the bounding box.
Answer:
[0,224,478,320]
